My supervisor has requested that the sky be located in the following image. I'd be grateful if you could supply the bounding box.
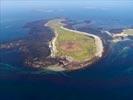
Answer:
[1,0,133,7]
[1,0,133,12]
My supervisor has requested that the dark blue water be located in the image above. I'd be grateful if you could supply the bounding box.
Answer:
[0,1,133,100]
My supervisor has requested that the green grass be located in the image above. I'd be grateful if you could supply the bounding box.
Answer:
[124,29,133,36]
[47,19,96,62]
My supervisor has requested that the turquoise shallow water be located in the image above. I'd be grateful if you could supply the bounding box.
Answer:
[0,1,133,100]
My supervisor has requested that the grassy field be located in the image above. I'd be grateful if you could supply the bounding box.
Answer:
[124,29,133,36]
[47,19,96,62]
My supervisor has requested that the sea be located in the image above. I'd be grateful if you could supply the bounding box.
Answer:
[0,1,133,100]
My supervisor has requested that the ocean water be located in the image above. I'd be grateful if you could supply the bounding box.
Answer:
[0,1,133,100]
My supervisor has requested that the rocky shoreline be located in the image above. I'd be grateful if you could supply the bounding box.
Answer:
[0,19,105,72]
[1,18,132,72]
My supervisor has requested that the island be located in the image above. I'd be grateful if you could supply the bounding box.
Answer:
[112,28,133,42]
[45,19,104,71]
[0,18,104,71]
